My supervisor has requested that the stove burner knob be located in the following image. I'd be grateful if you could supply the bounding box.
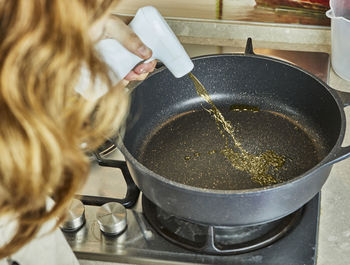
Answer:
[60,199,86,232]
[96,202,127,236]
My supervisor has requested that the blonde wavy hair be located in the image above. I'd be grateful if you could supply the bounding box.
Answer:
[0,0,129,257]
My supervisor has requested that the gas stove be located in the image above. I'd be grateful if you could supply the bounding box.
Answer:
[63,44,330,265]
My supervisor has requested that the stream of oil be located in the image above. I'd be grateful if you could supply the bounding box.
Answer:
[188,73,285,186]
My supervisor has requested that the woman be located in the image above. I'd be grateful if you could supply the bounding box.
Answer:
[0,0,156,264]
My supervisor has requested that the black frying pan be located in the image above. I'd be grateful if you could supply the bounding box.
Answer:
[119,40,350,226]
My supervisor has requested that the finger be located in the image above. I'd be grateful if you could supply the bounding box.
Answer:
[124,71,138,81]
[133,60,157,75]
[105,15,152,59]
[124,71,149,81]
[133,73,149,81]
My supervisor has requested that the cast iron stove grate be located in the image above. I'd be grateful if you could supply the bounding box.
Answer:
[142,195,303,255]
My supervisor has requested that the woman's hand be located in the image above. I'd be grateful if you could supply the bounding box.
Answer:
[92,14,157,81]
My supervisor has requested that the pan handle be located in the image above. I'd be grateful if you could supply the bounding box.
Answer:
[336,90,350,107]
[77,152,140,208]
[322,89,350,167]
[323,146,350,167]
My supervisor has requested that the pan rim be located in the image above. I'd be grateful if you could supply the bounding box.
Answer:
[119,53,346,195]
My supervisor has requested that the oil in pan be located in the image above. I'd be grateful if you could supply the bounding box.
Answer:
[139,74,320,190]
[188,73,285,186]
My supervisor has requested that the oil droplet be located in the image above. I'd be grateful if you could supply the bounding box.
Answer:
[184,156,191,161]
[208,150,217,155]
[194,152,201,157]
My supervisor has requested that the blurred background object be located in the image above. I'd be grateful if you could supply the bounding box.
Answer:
[326,0,350,81]
[255,0,329,12]
[113,0,330,26]
[254,0,330,25]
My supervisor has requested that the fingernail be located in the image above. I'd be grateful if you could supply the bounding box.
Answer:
[136,67,146,74]
[137,45,151,58]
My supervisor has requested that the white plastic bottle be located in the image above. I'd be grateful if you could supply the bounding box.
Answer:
[76,6,194,100]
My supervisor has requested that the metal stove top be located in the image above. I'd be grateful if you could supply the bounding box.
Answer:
[65,193,320,265]
[64,46,330,265]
